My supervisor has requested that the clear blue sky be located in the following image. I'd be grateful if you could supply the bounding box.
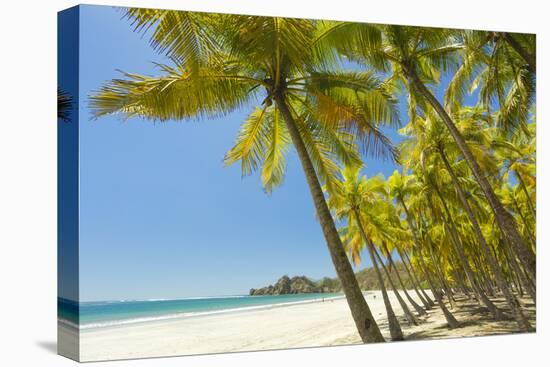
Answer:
[76,5,430,301]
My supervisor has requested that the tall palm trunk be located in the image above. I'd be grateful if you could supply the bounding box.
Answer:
[352,210,404,340]
[450,262,472,298]
[512,198,536,248]
[504,249,524,297]
[501,242,528,299]
[502,238,536,302]
[374,247,420,325]
[406,68,536,281]
[471,246,496,297]
[439,148,532,331]
[455,233,496,303]
[431,184,504,319]
[398,197,460,328]
[447,223,483,302]
[383,243,427,316]
[417,245,461,328]
[423,230,457,309]
[274,93,384,343]
[515,170,536,220]
[399,248,434,308]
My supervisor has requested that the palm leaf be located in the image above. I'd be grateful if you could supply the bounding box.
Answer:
[89,61,259,120]
[261,109,291,192]
[224,106,271,176]
[123,8,222,71]
[57,87,73,122]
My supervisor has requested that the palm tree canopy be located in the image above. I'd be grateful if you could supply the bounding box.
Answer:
[90,11,400,193]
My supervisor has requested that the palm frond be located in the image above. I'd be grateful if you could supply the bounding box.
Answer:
[89,61,259,120]
[300,70,399,161]
[261,109,291,193]
[123,8,222,71]
[224,106,271,176]
[57,87,73,122]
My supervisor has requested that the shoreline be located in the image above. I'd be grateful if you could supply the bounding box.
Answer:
[61,290,536,362]
[60,293,348,331]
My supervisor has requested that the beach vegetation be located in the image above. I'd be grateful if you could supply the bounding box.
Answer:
[90,10,536,341]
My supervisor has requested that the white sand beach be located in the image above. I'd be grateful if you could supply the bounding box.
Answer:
[63,290,535,362]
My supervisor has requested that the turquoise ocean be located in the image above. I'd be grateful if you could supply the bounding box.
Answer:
[58,293,343,329]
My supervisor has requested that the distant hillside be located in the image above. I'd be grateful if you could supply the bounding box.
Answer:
[250,261,417,295]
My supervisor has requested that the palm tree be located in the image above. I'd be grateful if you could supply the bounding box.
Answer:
[446,31,535,131]
[428,174,505,320]
[415,201,458,309]
[437,146,529,325]
[398,246,435,308]
[89,9,404,343]
[58,88,72,122]
[401,107,533,330]
[398,110,506,320]
[374,200,429,317]
[372,245,421,325]
[498,184,536,252]
[328,165,404,340]
[381,241,428,316]
[387,170,460,328]
[325,24,535,280]
[492,125,536,221]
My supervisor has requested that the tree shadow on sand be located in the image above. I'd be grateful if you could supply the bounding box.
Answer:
[404,295,536,341]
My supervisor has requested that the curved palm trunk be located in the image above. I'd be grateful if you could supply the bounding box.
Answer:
[352,210,404,340]
[440,149,532,331]
[416,209,455,307]
[431,184,504,319]
[446,217,503,316]
[406,69,536,281]
[417,246,461,328]
[383,243,427,316]
[398,197,460,328]
[274,93,384,343]
[511,197,536,248]
[502,238,536,302]
[471,247,496,297]
[499,32,536,74]
[505,251,524,297]
[424,231,458,309]
[374,247,420,325]
[399,248,434,308]
[515,170,536,220]
[450,263,472,298]
[501,242,529,299]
